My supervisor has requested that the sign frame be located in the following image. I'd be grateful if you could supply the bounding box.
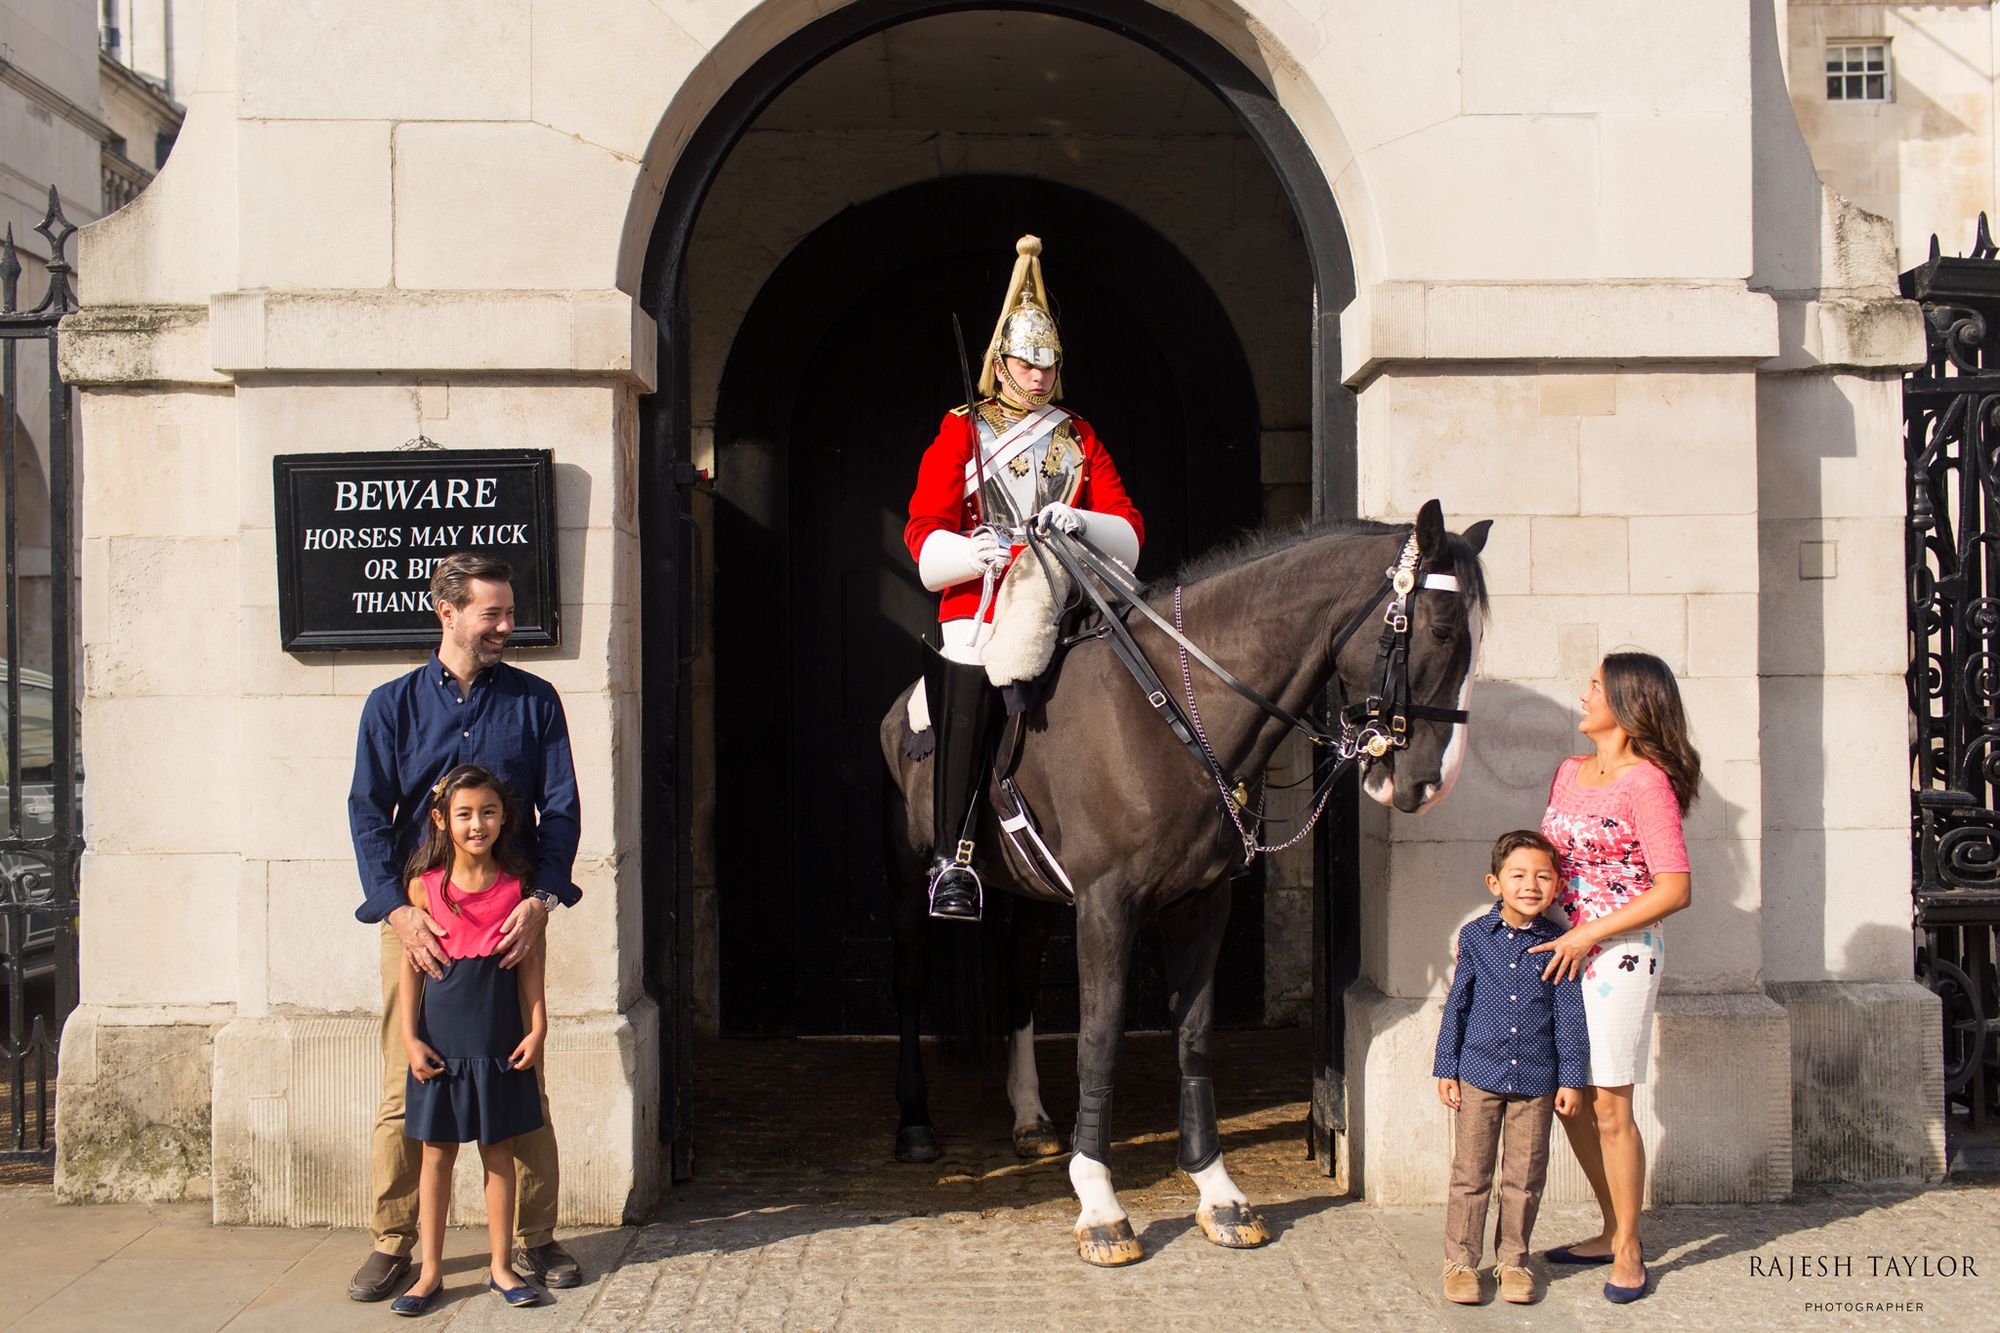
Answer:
[272,448,561,652]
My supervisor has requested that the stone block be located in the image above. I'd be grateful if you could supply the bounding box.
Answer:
[424,384,626,530]
[1367,839,1494,999]
[529,0,706,158]
[1758,673,1904,832]
[1346,985,1790,1204]
[1688,593,1758,678]
[557,524,629,606]
[1480,594,1686,681]
[544,858,627,1014]
[1528,517,1627,595]
[1599,113,1752,279]
[1462,1,1749,116]
[238,0,531,121]
[240,605,336,696]
[1675,674,1760,766]
[1629,515,1757,594]
[1761,828,1915,984]
[1757,517,1905,677]
[56,1008,219,1203]
[1377,370,1580,516]
[265,861,381,1013]
[237,120,393,289]
[1579,371,1757,516]
[85,696,238,855]
[394,124,640,291]
[1358,117,1598,282]
[1462,512,1528,595]
[210,1004,660,1226]
[79,855,240,1006]
[87,537,240,698]
[1664,837,1762,992]
[1683,758,1761,842]
[235,381,424,529]
[1769,982,1945,1183]
[1538,370,1616,416]
[80,389,238,537]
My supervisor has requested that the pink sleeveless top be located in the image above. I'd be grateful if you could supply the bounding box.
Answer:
[1539,756,1690,925]
[419,867,524,960]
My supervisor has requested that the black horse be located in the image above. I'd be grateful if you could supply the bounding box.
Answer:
[880,501,1489,1265]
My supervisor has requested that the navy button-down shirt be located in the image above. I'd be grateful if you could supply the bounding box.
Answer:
[349,655,582,924]
[1433,905,1590,1096]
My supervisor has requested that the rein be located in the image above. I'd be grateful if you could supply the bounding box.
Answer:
[1033,525,1470,865]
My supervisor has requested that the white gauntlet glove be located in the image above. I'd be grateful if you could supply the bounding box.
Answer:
[1035,501,1086,536]
[969,526,1012,572]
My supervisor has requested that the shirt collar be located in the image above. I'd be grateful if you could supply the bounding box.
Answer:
[430,653,499,692]
[1483,904,1560,936]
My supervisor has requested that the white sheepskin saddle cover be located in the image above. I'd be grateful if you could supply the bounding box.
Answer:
[905,548,1081,735]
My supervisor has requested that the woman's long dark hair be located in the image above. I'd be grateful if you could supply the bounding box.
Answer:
[1602,651,1702,814]
[402,764,531,914]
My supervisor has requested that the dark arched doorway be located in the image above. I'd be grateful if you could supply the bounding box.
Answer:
[639,0,1359,1183]
[711,176,1264,1036]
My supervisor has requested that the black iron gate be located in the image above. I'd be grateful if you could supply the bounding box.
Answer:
[1,190,82,1165]
[1903,216,2000,1130]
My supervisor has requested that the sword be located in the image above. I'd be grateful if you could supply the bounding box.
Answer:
[954,314,1003,642]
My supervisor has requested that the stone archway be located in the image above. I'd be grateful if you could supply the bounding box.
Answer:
[636,0,1357,1182]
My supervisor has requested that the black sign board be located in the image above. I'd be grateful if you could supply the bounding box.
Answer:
[273,449,560,652]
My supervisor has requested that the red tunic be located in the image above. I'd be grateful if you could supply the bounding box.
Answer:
[904,406,1144,623]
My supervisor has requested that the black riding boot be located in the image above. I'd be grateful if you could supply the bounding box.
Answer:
[926,655,999,922]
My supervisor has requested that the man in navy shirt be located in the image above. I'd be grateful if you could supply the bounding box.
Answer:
[1432,830,1589,1306]
[346,552,583,1302]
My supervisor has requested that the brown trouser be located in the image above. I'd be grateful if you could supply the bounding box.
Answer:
[371,924,559,1255]
[1444,1084,1553,1269]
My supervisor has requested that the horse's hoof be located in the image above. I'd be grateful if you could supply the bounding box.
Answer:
[1197,1202,1271,1249]
[1013,1116,1064,1158]
[895,1125,941,1163]
[1075,1218,1144,1267]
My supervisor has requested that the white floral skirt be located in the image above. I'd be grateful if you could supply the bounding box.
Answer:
[1579,926,1664,1087]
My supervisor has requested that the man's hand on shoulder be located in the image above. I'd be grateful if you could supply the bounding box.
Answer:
[497,894,549,970]
[390,904,450,979]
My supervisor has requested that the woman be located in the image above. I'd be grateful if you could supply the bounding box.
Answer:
[1528,651,1701,1304]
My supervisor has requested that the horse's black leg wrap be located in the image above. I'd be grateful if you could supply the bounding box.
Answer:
[1072,1086,1114,1164]
[1177,1075,1221,1174]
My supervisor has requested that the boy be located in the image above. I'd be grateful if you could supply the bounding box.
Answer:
[1432,830,1589,1306]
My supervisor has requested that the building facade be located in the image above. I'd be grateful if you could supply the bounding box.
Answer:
[51,0,1939,1220]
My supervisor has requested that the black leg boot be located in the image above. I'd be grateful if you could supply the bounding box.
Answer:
[926,655,999,921]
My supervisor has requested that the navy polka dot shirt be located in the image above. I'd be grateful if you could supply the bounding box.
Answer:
[1432,905,1591,1096]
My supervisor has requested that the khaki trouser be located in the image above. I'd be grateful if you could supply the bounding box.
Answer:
[1444,1084,1554,1269]
[372,924,559,1255]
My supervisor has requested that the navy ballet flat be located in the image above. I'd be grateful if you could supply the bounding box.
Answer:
[1603,1265,1650,1303]
[489,1275,542,1308]
[389,1285,439,1317]
[1544,1244,1614,1266]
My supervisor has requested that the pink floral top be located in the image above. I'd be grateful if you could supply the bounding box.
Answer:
[1539,756,1690,925]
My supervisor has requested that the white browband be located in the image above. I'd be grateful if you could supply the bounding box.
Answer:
[1422,572,1460,592]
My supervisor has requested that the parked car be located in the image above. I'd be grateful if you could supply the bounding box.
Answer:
[0,661,82,984]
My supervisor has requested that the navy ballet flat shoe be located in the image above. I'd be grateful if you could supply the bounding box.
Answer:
[489,1275,542,1308]
[1544,1244,1615,1266]
[1603,1265,1650,1303]
[389,1286,439,1317]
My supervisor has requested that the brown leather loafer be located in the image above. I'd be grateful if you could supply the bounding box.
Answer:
[1442,1260,1482,1305]
[513,1240,583,1289]
[347,1250,411,1302]
[1497,1263,1539,1304]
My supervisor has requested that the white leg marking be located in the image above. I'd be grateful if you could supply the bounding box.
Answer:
[1070,1153,1125,1227]
[1006,1020,1050,1129]
[1189,1157,1249,1212]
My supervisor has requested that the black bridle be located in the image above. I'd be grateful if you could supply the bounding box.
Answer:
[1031,525,1471,859]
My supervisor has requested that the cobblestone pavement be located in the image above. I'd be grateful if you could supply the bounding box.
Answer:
[4,1032,1996,1331]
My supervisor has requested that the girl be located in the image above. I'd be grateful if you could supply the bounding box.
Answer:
[1528,651,1699,1306]
[393,765,547,1316]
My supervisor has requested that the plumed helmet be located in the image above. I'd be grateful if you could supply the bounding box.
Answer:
[979,235,1064,404]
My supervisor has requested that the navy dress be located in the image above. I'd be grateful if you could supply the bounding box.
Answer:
[403,869,544,1145]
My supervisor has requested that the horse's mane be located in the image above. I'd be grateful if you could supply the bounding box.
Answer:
[1148,515,1490,615]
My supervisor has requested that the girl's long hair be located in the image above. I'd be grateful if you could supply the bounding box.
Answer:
[402,764,532,914]
[1602,651,1702,814]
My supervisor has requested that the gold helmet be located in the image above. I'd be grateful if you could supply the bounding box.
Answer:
[980,235,1063,407]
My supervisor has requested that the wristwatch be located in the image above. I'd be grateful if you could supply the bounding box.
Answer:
[530,888,559,912]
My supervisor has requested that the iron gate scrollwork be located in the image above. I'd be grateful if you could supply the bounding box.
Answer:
[1,190,82,1165]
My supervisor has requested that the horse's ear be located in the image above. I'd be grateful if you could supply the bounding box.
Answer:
[1415,499,1447,563]
[1462,519,1493,554]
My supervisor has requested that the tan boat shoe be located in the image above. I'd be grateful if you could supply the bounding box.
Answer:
[1497,1263,1539,1304]
[1443,1260,1483,1305]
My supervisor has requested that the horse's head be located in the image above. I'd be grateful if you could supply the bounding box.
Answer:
[1353,500,1490,814]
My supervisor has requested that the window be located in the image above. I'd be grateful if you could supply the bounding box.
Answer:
[1827,42,1891,102]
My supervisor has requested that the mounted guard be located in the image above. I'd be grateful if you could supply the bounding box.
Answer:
[902,235,1144,921]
